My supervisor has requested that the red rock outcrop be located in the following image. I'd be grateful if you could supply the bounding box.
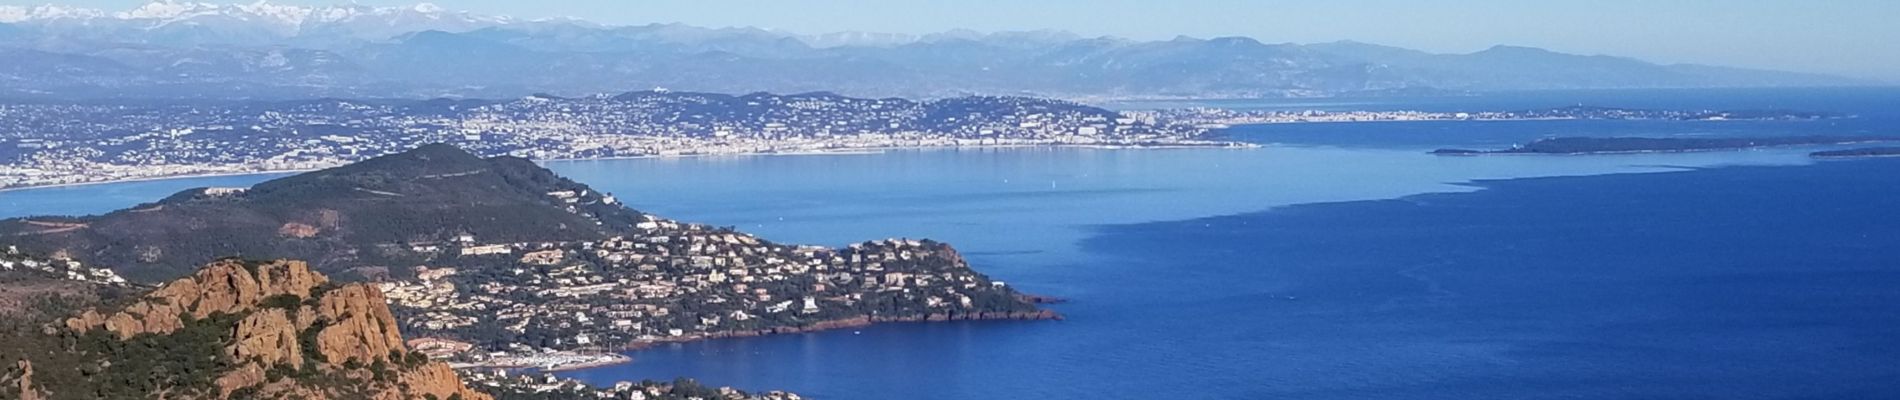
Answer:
[312,284,405,365]
[381,362,493,400]
[60,258,493,400]
[229,308,302,368]
[7,360,43,400]
[278,222,320,238]
[213,363,267,398]
[67,259,327,340]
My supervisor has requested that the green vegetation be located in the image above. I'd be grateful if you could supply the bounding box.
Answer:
[299,320,329,364]
[262,293,302,310]
[83,312,243,397]
[0,305,240,399]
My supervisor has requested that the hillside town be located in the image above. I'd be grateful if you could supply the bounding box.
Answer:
[382,187,1054,369]
[462,369,803,400]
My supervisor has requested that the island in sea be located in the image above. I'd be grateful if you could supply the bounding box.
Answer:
[0,144,1056,374]
[1811,147,1900,159]
[1431,135,1900,156]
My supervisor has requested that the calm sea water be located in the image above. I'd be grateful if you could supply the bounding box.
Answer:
[3,88,1897,399]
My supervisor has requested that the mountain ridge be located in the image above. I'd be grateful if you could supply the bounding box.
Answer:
[0,2,1873,99]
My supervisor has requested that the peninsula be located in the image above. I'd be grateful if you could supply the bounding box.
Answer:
[1811,147,1900,159]
[0,144,1056,372]
[1155,105,1843,128]
[1431,135,1900,156]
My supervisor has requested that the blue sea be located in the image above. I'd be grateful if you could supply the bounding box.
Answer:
[3,88,1897,399]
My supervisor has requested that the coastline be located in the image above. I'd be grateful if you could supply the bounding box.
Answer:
[624,309,1063,349]
[1432,142,1900,157]
[512,310,1063,373]
[1,142,1253,193]
[454,351,636,372]
[1213,116,1578,128]
[0,169,310,193]
[1813,153,1900,159]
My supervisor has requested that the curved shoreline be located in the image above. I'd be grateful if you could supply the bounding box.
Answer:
[1430,136,1900,157]
[525,310,1064,373]
[623,310,1063,350]
[0,143,1249,193]
[0,169,308,193]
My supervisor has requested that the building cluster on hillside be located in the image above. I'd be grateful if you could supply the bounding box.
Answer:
[0,93,1221,189]
[459,368,802,400]
[1135,108,1498,126]
[379,190,1040,368]
[0,244,129,285]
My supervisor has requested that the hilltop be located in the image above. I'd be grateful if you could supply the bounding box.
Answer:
[0,143,644,282]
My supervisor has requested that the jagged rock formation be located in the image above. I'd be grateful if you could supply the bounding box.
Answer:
[231,309,301,368]
[55,258,493,400]
[3,360,44,400]
[67,259,327,339]
[310,284,405,366]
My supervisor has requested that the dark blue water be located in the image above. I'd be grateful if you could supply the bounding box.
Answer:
[551,89,1900,399]
[5,88,1898,399]
[1068,159,1900,399]
[556,158,1900,400]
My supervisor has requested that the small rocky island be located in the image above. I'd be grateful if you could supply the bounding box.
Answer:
[1811,147,1900,159]
[1433,136,1900,156]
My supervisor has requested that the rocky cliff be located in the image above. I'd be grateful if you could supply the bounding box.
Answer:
[55,258,493,400]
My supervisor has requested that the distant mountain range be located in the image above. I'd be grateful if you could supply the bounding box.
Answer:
[0,1,1874,100]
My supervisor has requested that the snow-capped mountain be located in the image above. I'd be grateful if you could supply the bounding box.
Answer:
[0,4,107,22]
[0,0,514,42]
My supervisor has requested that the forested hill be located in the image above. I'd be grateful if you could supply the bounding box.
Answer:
[0,144,645,282]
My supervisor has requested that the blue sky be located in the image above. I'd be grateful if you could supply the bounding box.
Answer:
[13,0,1898,81]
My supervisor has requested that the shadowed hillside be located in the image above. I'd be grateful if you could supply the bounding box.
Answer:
[0,144,644,282]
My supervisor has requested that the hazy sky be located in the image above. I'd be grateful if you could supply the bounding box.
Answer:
[14,0,1898,81]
